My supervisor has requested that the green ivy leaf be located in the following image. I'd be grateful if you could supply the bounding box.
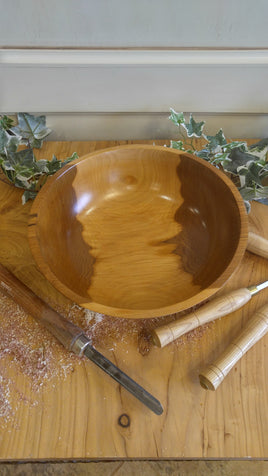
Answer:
[224,141,248,152]
[45,152,78,175]
[7,148,36,169]
[212,152,230,164]
[0,115,14,130]
[14,174,33,188]
[195,149,211,160]
[249,137,268,152]
[0,128,10,155]
[169,109,185,126]
[238,162,264,186]
[0,129,20,156]
[22,190,38,205]
[249,138,268,161]
[0,112,79,203]
[223,147,259,175]
[11,113,51,149]
[35,159,50,174]
[244,200,251,213]
[170,140,185,150]
[168,108,268,206]
[61,151,78,166]
[182,114,205,138]
[239,186,268,201]
[206,129,227,152]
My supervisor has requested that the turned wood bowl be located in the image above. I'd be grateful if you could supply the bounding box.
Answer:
[28,145,248,319]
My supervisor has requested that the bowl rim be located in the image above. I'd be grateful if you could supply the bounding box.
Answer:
[28,144,248,318]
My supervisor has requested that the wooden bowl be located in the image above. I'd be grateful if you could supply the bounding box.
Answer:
[28,145,248,319]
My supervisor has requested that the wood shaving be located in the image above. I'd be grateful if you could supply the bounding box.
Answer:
[0,292,77,425]
[0,292,210,425]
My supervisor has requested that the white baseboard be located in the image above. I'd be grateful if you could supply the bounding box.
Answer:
[29,112,267,141]
[2,49,268,65]
[1,49,268,115]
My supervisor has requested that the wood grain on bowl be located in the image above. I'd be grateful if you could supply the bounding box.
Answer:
[28,145,248,318]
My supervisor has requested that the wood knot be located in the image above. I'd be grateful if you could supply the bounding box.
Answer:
[118,413,131,428]
[122,175,137,185]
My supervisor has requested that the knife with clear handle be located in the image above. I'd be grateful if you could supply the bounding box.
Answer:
[0,263,163,415]
[152,280,268,348]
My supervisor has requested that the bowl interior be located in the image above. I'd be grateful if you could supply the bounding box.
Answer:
[29,145,247,318]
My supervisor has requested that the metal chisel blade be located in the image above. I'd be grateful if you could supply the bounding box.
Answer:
[248,280,268,295]
[83,344,163,415]
[256,280,268,292]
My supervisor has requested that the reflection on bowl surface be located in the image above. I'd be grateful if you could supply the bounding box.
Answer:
[28,145,248,318]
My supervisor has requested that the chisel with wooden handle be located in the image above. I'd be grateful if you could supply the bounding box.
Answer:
[0,263,163,415]
[152,281,268,348]
[247,231,268,259]
[199,302,268,390]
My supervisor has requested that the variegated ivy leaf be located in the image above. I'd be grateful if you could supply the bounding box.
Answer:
[223,148,260,175]
[237,162,264,186]
[22,190,38,205]
[195,149,211,160]
[224,141,248,152]
[14,174,33,187]
[11,113,51,149]
[196,148,229,165]
[0,128,20,156]
[205,129,227,152]
[0,128,10,156]
[6,148,36,169]
[249,138,268,160]
[212,152,230,164]
[0,115,14,131]
[244,200,251,213]
[239,185,268,201]
[170,140,185,150]
[182,114,205,138]
[169,109,185,126]
[35,159,50,174]
[168,109,268,206]
[0,112,79,203]
[6,135,20,155]
[46,152,78,175]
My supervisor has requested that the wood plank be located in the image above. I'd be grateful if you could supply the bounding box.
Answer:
[0,140,267,459]
[0,460,268,475]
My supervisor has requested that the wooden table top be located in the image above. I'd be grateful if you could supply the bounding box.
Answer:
[0,140,267,460]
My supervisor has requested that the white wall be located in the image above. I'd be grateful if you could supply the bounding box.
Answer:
[1,0,268,48]
[1,1,268,139]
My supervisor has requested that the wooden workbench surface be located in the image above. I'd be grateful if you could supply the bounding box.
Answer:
[0,140,267,460]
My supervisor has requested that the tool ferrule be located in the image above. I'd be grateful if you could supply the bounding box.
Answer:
[70,333,91,356]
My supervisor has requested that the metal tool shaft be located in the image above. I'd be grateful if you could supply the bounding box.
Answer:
[83,341,163,415]
[247,280,268,296]
[72,334,163,415]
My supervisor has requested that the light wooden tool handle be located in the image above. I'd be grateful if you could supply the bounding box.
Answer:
[0,263,85,351]
[199,303,268,390]
[247,231,268,259]
[153,288,252,347]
